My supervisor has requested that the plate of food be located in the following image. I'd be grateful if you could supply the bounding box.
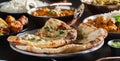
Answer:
[83,10,120,40]
[0,15,29,39]
[0,0,49,19]
[81,0,120,14]
[7,18,107,58]
[27,3,84,27]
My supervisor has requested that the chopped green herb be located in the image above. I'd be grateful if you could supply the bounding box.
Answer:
[0,33,3,36]
[77,34,84,39]
[44,26,50,31]
[59,30,64,34]
[114,15,120,22]
[49,10,58,14]
[37,39,42,41]
[28,37,36,41]
[49,9,61,14]
[114,15,120,26]
[110,41,120,48]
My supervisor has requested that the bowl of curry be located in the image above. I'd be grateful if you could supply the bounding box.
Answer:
[27,5,76,28]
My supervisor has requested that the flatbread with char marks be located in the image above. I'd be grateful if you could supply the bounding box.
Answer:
[7,19,107,54]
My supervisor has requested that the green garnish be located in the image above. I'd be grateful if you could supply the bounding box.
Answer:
[77,34,84,39]
[28,37,36,41]
[59,30,64,34]
[37,39,43,41]
[49,10,60,14]
[114,15,120,26]
[44,26,50,31]
[0,33,3,36]
[114,15,120,22]
[110,41,120,48]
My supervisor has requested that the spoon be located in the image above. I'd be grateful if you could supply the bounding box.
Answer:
[49,2,72,6]
[68,4,85,26]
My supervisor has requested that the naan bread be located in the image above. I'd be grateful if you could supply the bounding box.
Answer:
[7,19,108,54]
[76,23,108,43]
[8,18,77,48]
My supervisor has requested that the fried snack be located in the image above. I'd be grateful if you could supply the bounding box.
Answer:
[87,16,120,32]
[18,15,28,25]
[9,21,23,32]
[6,15,16,24]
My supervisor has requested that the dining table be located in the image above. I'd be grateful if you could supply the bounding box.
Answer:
[0,0,118,61]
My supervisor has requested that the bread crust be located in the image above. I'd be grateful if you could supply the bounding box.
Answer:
[8,18,77,48]
[7,20,108,54]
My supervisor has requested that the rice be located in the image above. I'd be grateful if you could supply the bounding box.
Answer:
[100,10,120,19]
[0,0,48,13]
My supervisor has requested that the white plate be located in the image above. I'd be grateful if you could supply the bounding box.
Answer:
[83,15,99,23]
[9,29,104,58]
[82,14,120,34]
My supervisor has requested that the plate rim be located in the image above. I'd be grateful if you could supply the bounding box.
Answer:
[9,29,104,58]
[9,41,104,58]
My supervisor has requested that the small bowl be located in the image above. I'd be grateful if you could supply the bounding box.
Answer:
[27,5,75,28]
[108,39,120,56]
[81,0,120,14]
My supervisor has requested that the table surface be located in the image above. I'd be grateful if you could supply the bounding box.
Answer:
[0,0,117,61]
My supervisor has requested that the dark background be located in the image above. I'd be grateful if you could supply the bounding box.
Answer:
[0,0,114,61]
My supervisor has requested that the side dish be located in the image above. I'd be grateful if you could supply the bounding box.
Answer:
[110,40,120,48]
[0,0,48,13]
[0,15,28,36]
[31,7,74,17]
[82,0,120,5]
[84,10,120,33]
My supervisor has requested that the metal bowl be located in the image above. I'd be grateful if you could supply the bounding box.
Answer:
[0,1,28,19]
[27,4,84,28]
[108,39,120,56]
[81,0,120,14]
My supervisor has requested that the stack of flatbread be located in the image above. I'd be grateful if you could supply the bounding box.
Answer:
[7,18,108,54]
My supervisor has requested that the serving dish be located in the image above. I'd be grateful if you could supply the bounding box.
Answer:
[0,0,49,19]
[7,18,107,58]
[0,15,29,45]
[108,39,120,56]
[27,4,84,28]
[9,29,104,58]
[0,2,27,19]
[83,10,120,40]
[81,0,120,14]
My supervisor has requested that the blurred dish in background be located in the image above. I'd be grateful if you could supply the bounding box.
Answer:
[81,0,120,14]
[82,0,120,5]
[83,10,120,33]
[0,0,48,13]
[31,7,74,17]
[27,5,75,28]
[27,3,84,28]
